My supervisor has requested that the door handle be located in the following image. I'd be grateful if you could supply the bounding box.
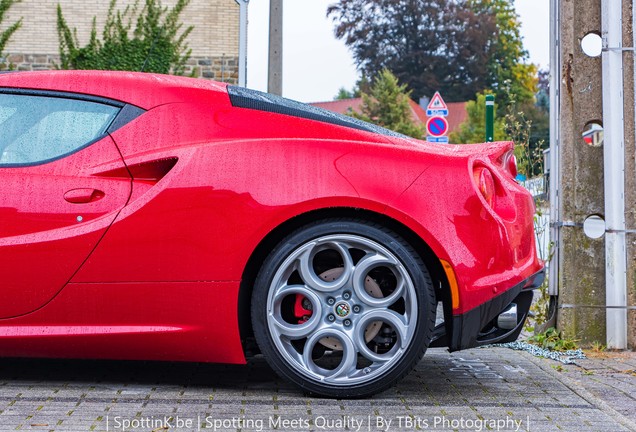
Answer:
[64,188,105,204]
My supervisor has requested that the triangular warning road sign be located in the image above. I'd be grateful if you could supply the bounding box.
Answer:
[427,91,448,111]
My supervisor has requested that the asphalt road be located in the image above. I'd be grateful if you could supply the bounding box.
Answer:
[0,347,633,431]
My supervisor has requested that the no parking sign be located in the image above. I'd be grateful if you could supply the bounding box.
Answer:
[426,92,449,143]
[426,116,448,136]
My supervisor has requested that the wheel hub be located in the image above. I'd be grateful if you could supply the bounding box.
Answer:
[315,267,384,350]
[334,301,351,318]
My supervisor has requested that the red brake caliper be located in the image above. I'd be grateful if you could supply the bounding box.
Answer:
[294,294,313,324]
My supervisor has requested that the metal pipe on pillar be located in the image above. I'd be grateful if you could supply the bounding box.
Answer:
[547,0,561,329]
[601,0,628,349]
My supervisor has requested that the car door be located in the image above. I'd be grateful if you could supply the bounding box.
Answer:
[0,91,132,318]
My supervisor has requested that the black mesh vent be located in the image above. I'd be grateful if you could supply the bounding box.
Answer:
[227,85,407,138]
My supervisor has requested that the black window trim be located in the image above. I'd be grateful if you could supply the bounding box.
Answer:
[0,88,145,168]
[0,88,127,108]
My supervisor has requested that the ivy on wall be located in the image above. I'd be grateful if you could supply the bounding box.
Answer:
[57,0,193,75]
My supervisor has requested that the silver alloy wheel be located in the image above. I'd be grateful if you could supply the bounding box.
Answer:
[266,234,418,386]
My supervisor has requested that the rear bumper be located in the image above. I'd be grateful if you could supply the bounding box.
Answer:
[446,268,545,351]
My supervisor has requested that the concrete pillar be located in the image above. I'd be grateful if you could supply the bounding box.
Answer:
[557,0,636,348]
[557,0,606,345]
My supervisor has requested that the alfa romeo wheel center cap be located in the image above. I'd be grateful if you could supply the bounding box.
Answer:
[334,302,351,318]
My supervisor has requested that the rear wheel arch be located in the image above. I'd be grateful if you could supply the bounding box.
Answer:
[238,207,453,352]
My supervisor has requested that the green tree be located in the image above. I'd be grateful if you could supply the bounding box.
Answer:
[328,0,537,108]
[334,87,356,100]
[328,0,496,102]
[57,0,193,74]
[451,81,549,177]
[449,92,507,144]
[0,0,22,68]
[334,76,370,100]
[351,69,424,139]
[470,0,537,106]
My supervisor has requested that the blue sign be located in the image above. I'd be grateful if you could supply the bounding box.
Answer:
[426,108,449,117]
[427,136,449,143]
[426,116,449,137]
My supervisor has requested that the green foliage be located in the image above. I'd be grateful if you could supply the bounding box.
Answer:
[334,76,369,100]
[528,327,578,352]
[57,0,193,74]
[350,69,424,139]
[450,1,542,148]
[334,87,355,100]
[451,88,549,178]
[0,0,22,69]
[449,93,507,144]
[328,0,537,106]
[590,341,606,353]
[328,0,497,102]
[526,238,553,332]
[504,103,547,177]
[469,0,537,106]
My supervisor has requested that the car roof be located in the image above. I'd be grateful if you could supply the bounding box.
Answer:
[0,70,229,110]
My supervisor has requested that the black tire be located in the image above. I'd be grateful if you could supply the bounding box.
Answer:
[251,219,436,398]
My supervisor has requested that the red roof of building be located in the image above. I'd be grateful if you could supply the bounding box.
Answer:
[311,97,468,141]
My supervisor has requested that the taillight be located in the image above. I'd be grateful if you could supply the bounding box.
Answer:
[503,151,518,179]
[473,166,495,207]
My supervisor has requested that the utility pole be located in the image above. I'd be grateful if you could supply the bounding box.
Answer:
[555,0,635,348]
[235,0,249,87]
[556,0,607,345]
[268,0,283,95]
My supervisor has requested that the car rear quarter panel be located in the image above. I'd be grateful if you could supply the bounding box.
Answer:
[385,149,542,315]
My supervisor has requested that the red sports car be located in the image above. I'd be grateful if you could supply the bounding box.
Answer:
[0,71,543,397]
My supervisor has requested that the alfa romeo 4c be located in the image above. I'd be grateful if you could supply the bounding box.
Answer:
[0,71,543,397]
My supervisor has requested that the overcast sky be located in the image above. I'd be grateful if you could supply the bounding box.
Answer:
[246,0,550,103]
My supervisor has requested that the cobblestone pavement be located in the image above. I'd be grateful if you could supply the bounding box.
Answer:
[550,350,636,424]
[0,347,633,432]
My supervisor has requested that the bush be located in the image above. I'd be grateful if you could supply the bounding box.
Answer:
[0,0,22,69]
[351,69,424,139]
[528,327,578,351]
[57,0,193,74]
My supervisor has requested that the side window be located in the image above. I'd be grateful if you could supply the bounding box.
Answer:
[0,93,120,165]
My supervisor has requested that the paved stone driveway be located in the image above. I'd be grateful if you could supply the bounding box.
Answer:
[0,347,633,431]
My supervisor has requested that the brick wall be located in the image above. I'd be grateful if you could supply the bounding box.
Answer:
[1,0,239,83]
